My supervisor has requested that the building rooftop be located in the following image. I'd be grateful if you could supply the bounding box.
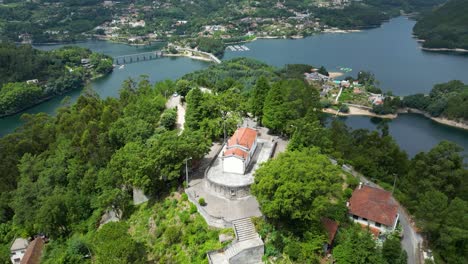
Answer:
[10,238,28,251]
[227,127,257,150]
[223,148,248,160]
[21,237,44,264]
[348,185,398,227]
[321,218,339,244]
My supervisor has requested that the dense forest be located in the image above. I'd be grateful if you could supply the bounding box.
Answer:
[403,80,468,121]
[0,58,466,263]
[413,0,468,50]
[0,43,113,116]
[0,0,447,43]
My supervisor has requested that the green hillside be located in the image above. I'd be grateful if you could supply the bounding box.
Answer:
[413,0,468,50]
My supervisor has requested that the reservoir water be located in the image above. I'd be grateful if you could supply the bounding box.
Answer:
[0,17,467,158]
[0,41,210,136]
[224,16,468,95]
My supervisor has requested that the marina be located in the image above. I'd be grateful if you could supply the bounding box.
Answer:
[226,45,250,52]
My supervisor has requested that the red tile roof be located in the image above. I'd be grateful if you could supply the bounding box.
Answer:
[321,218,339,244]
[348,185,398,227]
[21,238,44,264]
[227,127,257,150]
[223,148,248,159]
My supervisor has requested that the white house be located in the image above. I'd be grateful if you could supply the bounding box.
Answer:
[347,183,399,236]
[222,127,258,174]
[10,238,28,264]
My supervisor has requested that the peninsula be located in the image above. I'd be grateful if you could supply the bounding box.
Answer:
[0,43,113,117]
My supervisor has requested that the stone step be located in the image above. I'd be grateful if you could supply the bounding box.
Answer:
[232,218,258,242]
[224,243,243,259]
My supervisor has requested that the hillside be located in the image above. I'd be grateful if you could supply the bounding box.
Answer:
[413,0,468,50]
[0,43,113,116]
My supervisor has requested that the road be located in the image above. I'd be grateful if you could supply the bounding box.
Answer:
[342,165,422,264]
[165,94,185,132]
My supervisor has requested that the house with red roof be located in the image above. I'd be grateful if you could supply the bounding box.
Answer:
[347,183,399,236]
[321,217,339,253]
[222,127,258,174]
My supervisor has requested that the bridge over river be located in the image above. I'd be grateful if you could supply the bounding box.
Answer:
[113,51,164,65]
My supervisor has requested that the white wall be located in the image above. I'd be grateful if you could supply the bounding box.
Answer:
[10,250,25,264]
[349,214,397,234]
[223,156,245,174]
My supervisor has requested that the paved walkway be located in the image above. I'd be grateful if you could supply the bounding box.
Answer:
[165,94,185,132]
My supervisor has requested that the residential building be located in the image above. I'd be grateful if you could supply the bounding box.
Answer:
[222,127,258,174]
[304,72,330,82]
[20,237,45,264]
[347,183,399,236]
[321,217,339,253]
[10,238,28,264]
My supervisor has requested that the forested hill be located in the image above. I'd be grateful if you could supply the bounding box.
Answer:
[0,58,466,263]
[0,43,113,116]
[413,0,468,50]
[403,80,468,121]
[0,0,447,43]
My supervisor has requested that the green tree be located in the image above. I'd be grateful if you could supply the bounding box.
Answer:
[252,148,342,224]
[382,235,407,264]
[92,222,146,264]
[250,76,271,123]
[333,225,385,264]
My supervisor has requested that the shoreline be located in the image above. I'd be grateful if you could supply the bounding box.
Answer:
[323,106,468,131]
[323,106,397,119]
[163,53,216,63]
[398,108,468,130]
[421,47,468,53]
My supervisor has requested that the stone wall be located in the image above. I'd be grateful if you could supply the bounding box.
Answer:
[229,244,264,264]
[205,179,251,199]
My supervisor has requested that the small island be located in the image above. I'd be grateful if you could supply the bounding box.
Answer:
[0,43,114,117]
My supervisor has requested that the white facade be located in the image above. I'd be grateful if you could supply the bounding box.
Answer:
[223,155,247,174]
[349,213,399,234]
[10,238,28,264]
[223,139,257,175]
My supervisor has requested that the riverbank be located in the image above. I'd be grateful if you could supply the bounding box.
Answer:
[421,47,468,53]
[323,106,397,119]
[398,108,468,130]
[163,53,214,63]
[323,106,468,131]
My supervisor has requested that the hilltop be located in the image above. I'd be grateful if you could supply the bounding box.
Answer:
[413,0,468,50]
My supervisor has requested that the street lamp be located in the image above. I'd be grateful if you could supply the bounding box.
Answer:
[391,173,398,195]
[184,157,192,187]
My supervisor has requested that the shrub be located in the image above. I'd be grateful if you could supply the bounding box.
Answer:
[164,225,181,244]
[339,104,350,113]
[181,193,188,201]
[189,203,197,214]
[198,198,206,206]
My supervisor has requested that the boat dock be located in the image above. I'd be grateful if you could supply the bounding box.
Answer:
[226,45,250,52]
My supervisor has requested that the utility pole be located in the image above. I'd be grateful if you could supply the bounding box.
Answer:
[392,173,398,195]
[185,157,192,188]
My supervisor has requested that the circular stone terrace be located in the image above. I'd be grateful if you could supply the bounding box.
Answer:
[206,138,275,199]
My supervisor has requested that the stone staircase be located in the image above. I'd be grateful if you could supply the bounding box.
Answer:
[208,218,264,264]
[232,218,259,242]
